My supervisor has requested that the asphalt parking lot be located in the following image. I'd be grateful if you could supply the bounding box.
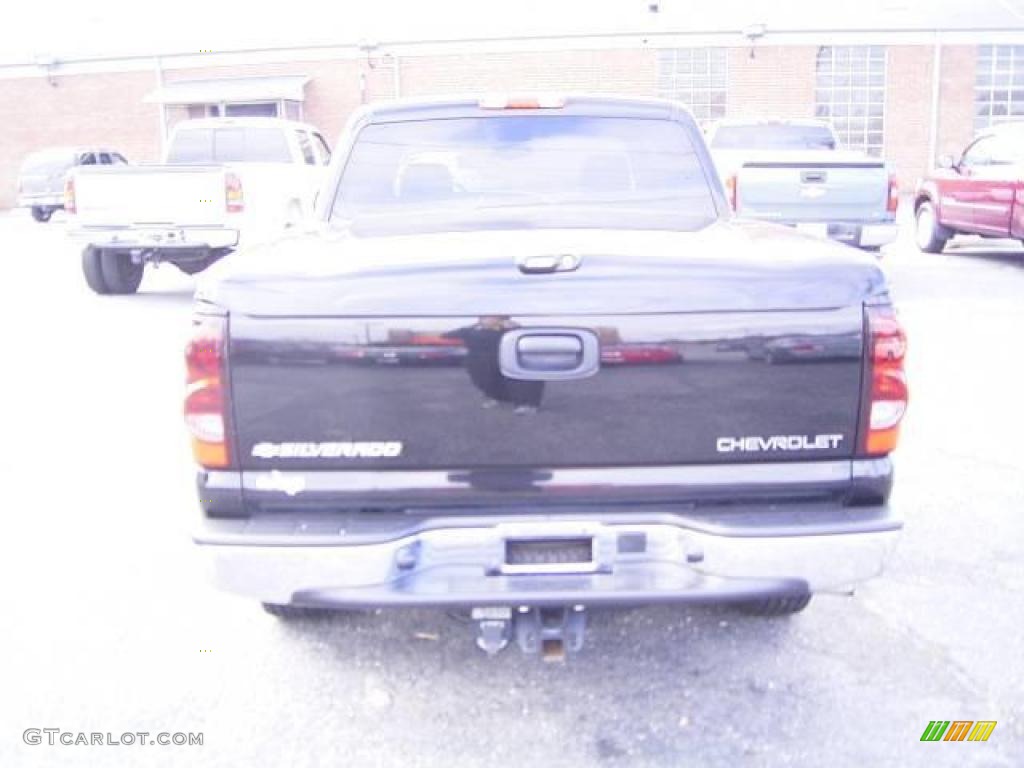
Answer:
[1,208,1021,768]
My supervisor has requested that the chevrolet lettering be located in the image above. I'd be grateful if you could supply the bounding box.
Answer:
[716,434,845,453]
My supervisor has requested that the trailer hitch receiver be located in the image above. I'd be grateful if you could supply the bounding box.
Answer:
[472,605,587,661]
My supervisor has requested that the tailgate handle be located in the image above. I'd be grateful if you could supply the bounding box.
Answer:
[519,336,582,370]
[801,170,827,183]
[499,330,600,381]
[517,253,582,274]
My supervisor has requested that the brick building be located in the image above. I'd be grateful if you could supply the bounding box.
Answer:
[1,0,1023,208]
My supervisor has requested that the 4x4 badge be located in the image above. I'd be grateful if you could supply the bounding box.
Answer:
[251,470,306,497]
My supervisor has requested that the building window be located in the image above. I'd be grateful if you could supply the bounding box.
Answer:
[657,48,728,123]
[975,45,1024,130]
[224,102,279,117]
[183,102,281,119]
[815,46,886,157]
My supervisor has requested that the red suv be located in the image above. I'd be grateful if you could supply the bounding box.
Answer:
[914,122,1024,253]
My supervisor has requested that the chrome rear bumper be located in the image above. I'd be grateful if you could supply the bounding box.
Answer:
[197,508,901,607]
[68,225,238,251]
[857,223,899,248]
[770,219,899,249]
[18,194,63,208]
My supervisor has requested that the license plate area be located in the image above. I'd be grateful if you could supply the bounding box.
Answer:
[502,538,595,574]
[143,228,186,244]
[795,222,829,238]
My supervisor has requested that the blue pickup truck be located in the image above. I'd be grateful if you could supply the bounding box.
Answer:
[705,118,899,251]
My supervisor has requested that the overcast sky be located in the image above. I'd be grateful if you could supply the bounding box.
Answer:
[2,0,1022,65]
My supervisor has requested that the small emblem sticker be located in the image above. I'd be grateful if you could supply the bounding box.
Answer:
[251,470,306,497]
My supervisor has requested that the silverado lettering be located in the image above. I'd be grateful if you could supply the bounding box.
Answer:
[251,442,404,459]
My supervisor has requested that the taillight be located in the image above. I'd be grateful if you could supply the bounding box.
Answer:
[225,172,244,213]
[862,305,908,456]
[185,313,230,468]
[723,173,737,210]
[887,174,899,214]
[64,176,76,214]
[478,94,566,109]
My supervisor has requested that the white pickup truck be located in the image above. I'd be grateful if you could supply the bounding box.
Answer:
[67,117,331,294]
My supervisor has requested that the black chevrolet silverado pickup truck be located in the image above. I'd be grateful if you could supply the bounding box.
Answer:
[185,95,908,659]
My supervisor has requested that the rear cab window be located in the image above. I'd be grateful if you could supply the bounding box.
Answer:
[167,126,293,163]
[331,115,717,235]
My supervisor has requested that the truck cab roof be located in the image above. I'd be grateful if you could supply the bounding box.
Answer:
[171,116,324,135]
[705,117,833,129]
[23,145,121,160]
[974,120,1024,140]
[349,93,692,124]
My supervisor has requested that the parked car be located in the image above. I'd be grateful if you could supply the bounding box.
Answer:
[763,332,863,364]
[185,95,908,659]
[17,146,128,222]
[67,117,331,295]
[914,121,1024,253]
[600,343,682,365]
[705,118,899,251]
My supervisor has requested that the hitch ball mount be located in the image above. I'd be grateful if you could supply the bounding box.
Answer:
[472,605,587,661]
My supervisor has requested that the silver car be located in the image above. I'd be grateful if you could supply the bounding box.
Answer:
[17,147,128,222]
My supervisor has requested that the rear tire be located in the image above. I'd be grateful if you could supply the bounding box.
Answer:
[31,206,53,223]
[915,201,949,254]
[175,261,212,276]
[174,249,227,276]
[736,594,812,617]
[81,247,110,295]
[99,250,144,294]
[261,602,335,620]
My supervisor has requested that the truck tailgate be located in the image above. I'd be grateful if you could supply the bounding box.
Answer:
[72,166,228,227]
[737,159,889,223]
[19,170,61,198]
[228,308,864,471]
[213,226,882,476]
